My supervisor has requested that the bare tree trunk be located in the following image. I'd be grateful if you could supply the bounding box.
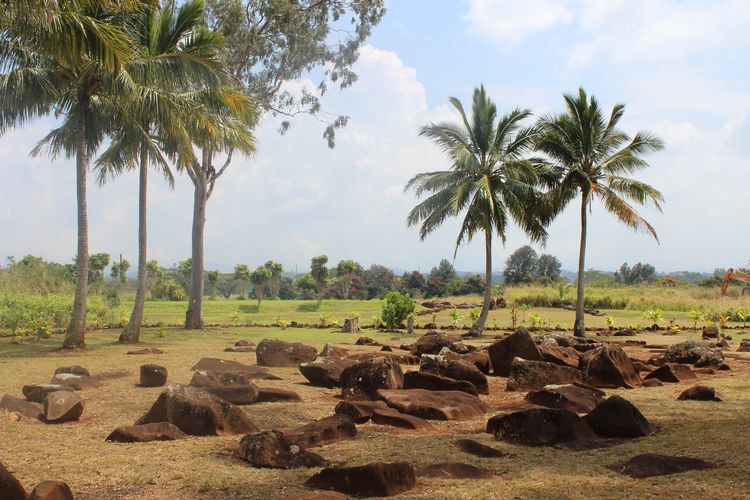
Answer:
[574,193,588,338]
[470,229,492,336]
[316,286,323,306]
[120,145,148,343]
[185,177,208,329]
[64,98,90,349]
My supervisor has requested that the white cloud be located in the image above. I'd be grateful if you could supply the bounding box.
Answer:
[464,0,574,44]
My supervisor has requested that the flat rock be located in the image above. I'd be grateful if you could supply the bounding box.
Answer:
[435,359,489,395]
[235,340,255,347]
[371,408,431,429]
[540,345,581,369]
[127,347,164,355]
[631,361,655,373]
[677,385,724,402]
[54,365,90,377]
[416,462,497,480]
[579,344,641,389]
[299,358,358,387]
[341,357,404,401]
[525,383,605,413]
[487,408,597,447]
[201,384,260,405]
[1,394,42,419]
[410,332,470,356]
[257,387,301,403]
[256,338,318,367]
[334,400,388,423]
[439,349,491,374]
[614,453,713,478]
[403,371,478,396]
[641,378,664,387]
[22,384,65,403]
[644,363,695,383]
[304,462,416,497]
[190,358,281,380]
[355,337,382,346]
[347,353,419,365]
[506,358,586,391]
[106,422,187,442]
[136,384,258,436]
[320,343,349,358]
[285,414,357,448]
[377,389,488,421]
[43,391,83,422]
[239,430,328,469]
[139,364,168,387]
[453,439,510,458]
[28,480,74,500]
[488,328,543,376]
[584,395,650,438]
[0,461,26,500]
[224,346,256,353]
[48,373,100,390]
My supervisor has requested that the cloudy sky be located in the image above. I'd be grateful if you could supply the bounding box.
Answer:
[1,0,748,274]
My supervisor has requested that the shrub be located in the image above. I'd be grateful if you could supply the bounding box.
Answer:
[381,291,415,329]
[151,278,187,301]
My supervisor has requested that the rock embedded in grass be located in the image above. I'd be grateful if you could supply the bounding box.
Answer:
[403,371,478,396]
[677,385,724,402]
[506,358,587,391]
[578,344,641,388]
[48,372,100,391]
[0,461,27,500]
[43,391,83,423]
[54,365,90,377]
[614,453,713,478]
[583,395,650,438]
[303,462,416,497]
[27,480,74,500]
[1,394,43,419]
[127,347,165,355]
[371,408,431,429]
[22,384,66,403]
[256,387,301,403]
[238,430,328,469]
[255,338,318,367]
[524,383,605,414]
[644,363,695,383]
[320,342,349,358]
[285,414,357,448]
[139,364,168,387]
[299,358,358,387]
[453,439,510,458]
[376,388,488,420]
[334,400,388,423]
[410,332,471,357]
[438,348,491,374]
[488,328,544,376]
[487,408,597,447]
[190,358,281,380]
[106,422,187,443]
[340,357,404,400]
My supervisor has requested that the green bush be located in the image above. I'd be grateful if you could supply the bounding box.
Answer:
[381,291,415,329]
[151,278,187,301]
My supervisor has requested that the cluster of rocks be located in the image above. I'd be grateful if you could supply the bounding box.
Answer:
[1,462,73,500]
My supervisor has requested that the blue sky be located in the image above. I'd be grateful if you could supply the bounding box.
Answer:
[1,0,749,274]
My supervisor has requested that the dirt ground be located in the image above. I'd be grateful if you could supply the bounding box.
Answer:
[1,327,749,499]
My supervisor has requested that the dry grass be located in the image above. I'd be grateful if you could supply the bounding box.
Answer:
[1,327,749,499]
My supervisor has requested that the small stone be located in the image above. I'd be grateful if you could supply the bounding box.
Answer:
[28,480,74,500]
[677,385,724,402]
[139,364,168,387]
[304,462,416,497]
[43,391,83,422]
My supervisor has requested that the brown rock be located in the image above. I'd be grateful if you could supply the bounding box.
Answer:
[127,347,164,354]
[346,353,418,365]
[304,462,416,497]
[631,361,655,373]
[54,365,90,377]
[488,328,543,376]
[0,462,26,500]
[286,414,357,448]
[377,389,488,421]
[235,340,255,347]
[371,408,431,429]
[321,343,349,358]
[525,383,605,413]
[584,395,650,438]
[403,371,478,396]
[437,359,489,395]
[440,349,491,374]
[256,338,318,367]
[487,408,597,446]
[257,387,301,402]
[677,385,724,402]
[453,439,510,458]
[340,357,404,401]
[282,493,348,500]
[43,391,83,422]
[540,345,581,369]
[579,344,641,388]
[28,480,74,500]
[136,385,258,436]
[202,384,260,405]
[506,358,586,391]
[224,346,256,353]
[22,384,65,403]
[239,430,328,469]
[334,400,388,423]
[190,369,252,387]
[642,378,664,387]
[702,326,719,339]
[615,453,713,478]
[416,462,496,480]
[299,359,358,387]
[410,332,469,356]
[644,363,696,383]
[48,373,100,390]
[139,364,168,387]
[1,394,43,419]
[190,358,281,380]
[106,422,187,442]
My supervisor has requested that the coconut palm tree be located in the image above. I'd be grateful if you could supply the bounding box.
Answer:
[535,87,664,337]
[406,85,549,336]
[95,0,224,343]
[0,1,135,348]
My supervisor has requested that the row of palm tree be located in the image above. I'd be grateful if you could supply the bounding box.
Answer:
[0,1,256,347]
[407,85,664,337]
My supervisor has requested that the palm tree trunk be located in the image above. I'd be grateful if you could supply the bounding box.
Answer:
[120,145,149,343]
[470,229,492,336]
[64,98,90,349]
[185,176,207,329]
[574,192,588,338]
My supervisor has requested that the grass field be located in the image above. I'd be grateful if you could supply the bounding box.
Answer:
[1,327,749,499]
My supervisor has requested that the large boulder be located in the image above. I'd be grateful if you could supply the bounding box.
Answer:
[438,359,489,395]
[22,384,65,403]
[578,344,641,388]
[540,345,581,369]
[615,453,713,478]
[525,384,605,413]
[48,372,99,390]
[139,364,168,387]
[190,358,281,380]
[439,349,491,374]
[677,385,724,402]
[54,365,90,377]
[136,385,258,436]
[1,394,42,419]
[27,480,74,500]
[320,343,349,358]
[285,415,357,448]
[506,358,586,391]
[486,408,597,446]
[644,363,696,383]
[239,430,328,469]
[106,422,187,443]
[189,370,260,404]
[404,371,478,395]
[304,462,416,497]
[43,391,83,422]
[663,341,728,369]
[488,328,543,376]
[410,332,470,356]
[256,339,318,367]
[583,395,650,438]
[334,400,388,423]
[0,462,26,500]
[299,358,358,387]
[340,357,404,400]
[377,389,488,421]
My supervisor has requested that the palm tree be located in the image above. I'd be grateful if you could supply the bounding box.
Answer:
[0,1,135,348]
[406,85,548,336]
[535,87,664,337]
[95,0,224,343]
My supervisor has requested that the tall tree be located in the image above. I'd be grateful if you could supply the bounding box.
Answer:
[250,265,271,306]
[537,253,561,281]
[310,255,329,306]
[233,263,251,297]
[335,260,358,300]
[181,0,386,328]
[263,260,283,298]
[97,0,225,343]
[0,2,135,347]
[406,86,548,336]
[536,87,664,337]
[503,246,538,285]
